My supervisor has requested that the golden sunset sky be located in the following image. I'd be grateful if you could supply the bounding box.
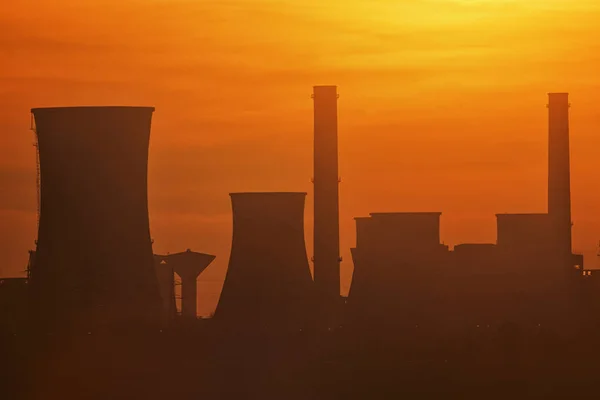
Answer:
[2,0,600,315]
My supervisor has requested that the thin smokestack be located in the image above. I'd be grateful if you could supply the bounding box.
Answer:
[547,93,572,258]
[312,85,341,305]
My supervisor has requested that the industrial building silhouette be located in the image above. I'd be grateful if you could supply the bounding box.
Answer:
[214,192,315,331]
[312,85,342,323]
[1,88,598,335]
[28,106,162,332]
[3,87,600,399]
[153,250,215,322]
[347,93,596,337]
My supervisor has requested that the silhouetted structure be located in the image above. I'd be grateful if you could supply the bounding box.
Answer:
[347,94,589,337]
[312,86,341,312]
[28,106,162,332]
[25,249,178,327]
[0,278,28,334]
[155,250,215,320]
[548,93,573,267]
[26,250,36,278]
[495,213,555,273]
[154,256,177,325]
[214,192,314,330]
[5,87,600,400]
[348,212,450,333]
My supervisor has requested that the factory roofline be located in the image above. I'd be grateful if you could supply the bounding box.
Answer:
[229,191,307,196]
[31,106,155,112]
[495,212,548,217]
[454,243,496,247]
[369,212,442,217]
[454,244,496,252]
[154,250,216,259]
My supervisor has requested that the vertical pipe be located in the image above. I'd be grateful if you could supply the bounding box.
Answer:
[180,276,198,319]
[312,86,341,307]
[547,93,573,262]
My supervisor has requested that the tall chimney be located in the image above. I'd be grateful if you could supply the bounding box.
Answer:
[312,85,341,307]
[547,93,573,261]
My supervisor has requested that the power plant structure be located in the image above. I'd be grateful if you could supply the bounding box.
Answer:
[28,106,162,332]
[154,256,177,325]
[214,192,315,330]
[155,250,216,320]
[0,88,598,339]
[6,87,600,400]
[24,248,209,327]
[348,213,451,334]
[312,86,342,315]
[347,93,596,337]
[547,93,574,269]
[0,278,28,334]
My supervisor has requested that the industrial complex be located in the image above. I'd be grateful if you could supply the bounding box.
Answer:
[1,89,595,334]
[347,94,596,335]
[2,87,600,399]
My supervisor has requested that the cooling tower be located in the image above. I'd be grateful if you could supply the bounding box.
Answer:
[312,86,341,305]
[547,93,573,263]
[214,192,314,330]
[29,106,162,331]
[347,217,373,301]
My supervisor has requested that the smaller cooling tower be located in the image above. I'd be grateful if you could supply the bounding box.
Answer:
[214,192,314,330]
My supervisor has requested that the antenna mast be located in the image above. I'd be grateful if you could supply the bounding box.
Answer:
[30,113,40,227]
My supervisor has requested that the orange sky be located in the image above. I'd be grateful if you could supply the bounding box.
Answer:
[2,0,600,315]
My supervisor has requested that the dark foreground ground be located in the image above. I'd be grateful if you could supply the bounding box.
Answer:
[2,322,600,400]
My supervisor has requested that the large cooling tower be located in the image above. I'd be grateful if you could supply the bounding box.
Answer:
[214,192,314,330]
[29,106,162,331]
